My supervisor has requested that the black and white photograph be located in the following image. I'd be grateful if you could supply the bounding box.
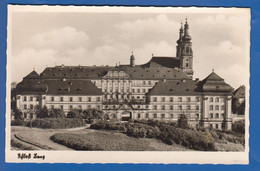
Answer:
[6,6,250,164]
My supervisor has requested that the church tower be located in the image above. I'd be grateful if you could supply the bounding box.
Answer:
[130,51,135,67]
[176,18,194,78]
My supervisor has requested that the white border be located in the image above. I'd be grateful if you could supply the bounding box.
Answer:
[6,5,250,164]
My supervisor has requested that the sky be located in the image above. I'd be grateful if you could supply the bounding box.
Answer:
[9,7,250,89]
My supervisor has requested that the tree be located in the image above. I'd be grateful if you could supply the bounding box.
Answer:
[14,108,23,120]
[49,109,65,118]
[178,114,189,129]
[67,109,83,118]
[82,108,105,123]
[35,105,49,118]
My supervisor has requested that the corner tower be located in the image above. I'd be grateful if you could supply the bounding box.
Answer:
[176,18,194,78]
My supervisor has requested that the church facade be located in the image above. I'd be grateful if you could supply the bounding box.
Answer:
[15,19,235,130]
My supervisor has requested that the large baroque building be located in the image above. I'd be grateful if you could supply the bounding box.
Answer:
[15,19,236,130]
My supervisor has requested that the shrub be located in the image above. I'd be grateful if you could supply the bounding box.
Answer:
[67,109,83,118]
[14,108,23,120]
[11,119,29,126]
[31,118,85,129]
[35,105,49,118]
[232,120,245,134]
[49,109,65,118]
[158,124,216,151]
[177,114,189,129]
[82,108,106,123]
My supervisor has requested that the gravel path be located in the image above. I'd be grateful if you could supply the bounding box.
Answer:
[11,126,90,151]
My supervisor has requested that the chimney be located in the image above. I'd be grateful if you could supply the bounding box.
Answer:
[163,78,166,82]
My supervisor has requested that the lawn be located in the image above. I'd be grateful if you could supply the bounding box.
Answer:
[51,130,190,151]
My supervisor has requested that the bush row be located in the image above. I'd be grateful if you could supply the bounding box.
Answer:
[31,118,85,129]
[11,118,85,129]
[90,121,216,151]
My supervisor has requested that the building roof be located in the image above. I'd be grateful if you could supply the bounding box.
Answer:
[199,71,233,93]
[40,66,113,79]
[39,59,189,81]
[140,56,180,68]
[119,66,191,80]
[233,85,245,98]
[24,70,40,79]
[16,79,47,95]
[44,79,103,95]
[146,79,201,96]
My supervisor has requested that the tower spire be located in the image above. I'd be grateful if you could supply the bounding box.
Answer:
[130,51,135,67]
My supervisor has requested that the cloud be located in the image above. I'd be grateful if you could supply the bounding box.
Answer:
[28,26,90,52]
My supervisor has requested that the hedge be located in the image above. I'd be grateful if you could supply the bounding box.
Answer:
[31,118,85,129]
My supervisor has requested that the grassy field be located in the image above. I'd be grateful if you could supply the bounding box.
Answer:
[50,130,190,151]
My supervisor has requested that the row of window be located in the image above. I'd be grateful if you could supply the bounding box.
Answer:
[209,97,224,103]
[50,96,101,102]
[209,123,223,130]
[153,105,200,110]
[23,96,39,102]
[136,113,200,119]
[210,113,225,119]
[50,105,101,110]
[209,105,225,111]
[23,104,34,110]
[152,97,200,102]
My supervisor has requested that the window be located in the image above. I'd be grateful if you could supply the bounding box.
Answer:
[186,63,189,67]
[216,124,219,129]
[60,97,63,102]
[143,89,146,93]
[137,105,141,109]
[221,105,225,110]
[178,97,182,102]
[216,113,219,118]
[24,104,27,110]
[96,97,100,102]
[148,81,152,85]
[23,96,27,102]
[79,97,82,102]
[137,89,140,93]
[146,105,149,109]
[113,114,116,119]
[210,97,213,102]
[161,97,165,102]
[196,97,200,102]
[113,105,116,109]
[105,105,108,109]
[161,114,165,118]
[187,97,191,102]
[216,98,219,102]
[51,105,54,110]
[210,113,213,119]
[170,105,173,110]
[153,114,157,118]
[138,113,141,119]
[30,96,33,102]
[30,104,33,110]
[196,114,199,119]
[104,88,107,92]
[161,105,165,110]
[36,97,39,101]
[178,105,182,110]
[69,105,73,110]
[196,105,199,110]
[51,97,54,101]
[121,88,124,93]
[145,113,149,118]
[187,105,191,110]
[170,97,173,102]
[210,124,213,128]
[210,105,213,110]
[215,105,219,110]
[88,105,91,109]
[153,97,157,102]
[221,113,225,118]
[78,105,82,109]
[143,81,146,85]
[170,114,174,118]
[97,105,101,109]
[60,105,63,110]
[70,97,73,102]
[88,97,91,102]
[153,105,157,110]
[132,89,135,93]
